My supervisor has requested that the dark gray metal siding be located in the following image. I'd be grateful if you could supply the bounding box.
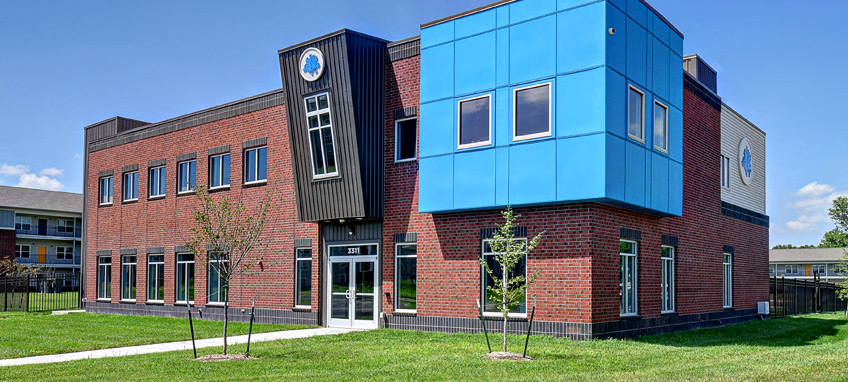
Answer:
[322,221,383,242]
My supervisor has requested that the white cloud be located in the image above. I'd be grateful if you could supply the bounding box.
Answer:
[785,182,848,232]
[17,173,64,191]
[39,168,64,177]
[0,164,29,176]
[0,163,65,191]
[73,153,83,159]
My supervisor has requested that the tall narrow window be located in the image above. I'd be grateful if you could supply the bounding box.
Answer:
[121,255,137,301]
[147,255,165,302]
[99,176,113,205]
[661,246,675,313]
[15,244,30,258]
[98,256,111,300]
[458,95,491,149]
[513,83,551,140]
[723,253,733,308]
[304,93,338,178]
[208,253,228,304]
[395,118,417,162]
[123,171,138,201]
[209,153,231,188]
[177,160,197,193]
[620,240,638,316]
[721,155,731,189]
[244,146,268,183]
[482,238,527,314]
[653,101,668,152]
[628,86,645,142]
[295,248,312,307]
[176,253,195,304]
[149,166,166,197]
[395,243,417,312]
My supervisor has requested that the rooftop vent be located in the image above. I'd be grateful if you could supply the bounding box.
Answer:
[683,54,718,94]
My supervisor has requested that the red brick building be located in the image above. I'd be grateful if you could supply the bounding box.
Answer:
[83,0,768,338]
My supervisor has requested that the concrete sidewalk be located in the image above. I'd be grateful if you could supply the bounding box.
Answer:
[0,327,358,367]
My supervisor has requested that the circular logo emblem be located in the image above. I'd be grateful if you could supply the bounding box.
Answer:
[299,47,325,82]
[738,137,752,185]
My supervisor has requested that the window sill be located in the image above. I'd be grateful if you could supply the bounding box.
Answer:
[723,306,734,311]
[177,190,196,197]
[243,180,267,188]
[512,131,552,142]
[293,305,312,312]
[206,302,225,307]
[661,310,677,316]
[122,199,138,204]
[482,312,527,320]
[392,310,416,317]
[119,299,137,304]
[620,314,642,320]
[457,141,492,151]
[208,186,231,193]
[175,302,195,306]
[654,146,669,154]
[148,195,166,201]
[627,134,645,144]
[96,298,111,302]
[98,203,113,207]
[146,300,164,305]
[394,158,417,164]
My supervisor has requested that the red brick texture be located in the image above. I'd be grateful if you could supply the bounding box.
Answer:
[0,229,14,260]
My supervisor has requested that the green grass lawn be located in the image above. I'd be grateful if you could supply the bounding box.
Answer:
[1,313,847,381]
[0,312,313,360]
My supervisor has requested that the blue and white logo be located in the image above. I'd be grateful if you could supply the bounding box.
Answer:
[738,137,752,185]
[299,47,325,82]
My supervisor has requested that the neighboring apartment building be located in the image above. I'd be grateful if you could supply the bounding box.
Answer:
[770,248,847,283]
[0,185,83,275]
[82,0,769,339]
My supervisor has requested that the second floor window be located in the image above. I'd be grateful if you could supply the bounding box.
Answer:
[628,86,644,142]
[653,101,668,152]
[305,93,338,178]
[395,118,417,162]
[15,216,31,230]
[58,220,74,233]
[99,176,113,205]
[123,171,138,201]
[209,154,231,188]
[244,146,267,183]
[177,160,197,193]
[149,166,166,197]
[513,83,551,140]
[458,95,491,149]
[721,155,731,189]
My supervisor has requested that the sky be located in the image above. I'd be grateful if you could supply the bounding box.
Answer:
[0,0,845,247]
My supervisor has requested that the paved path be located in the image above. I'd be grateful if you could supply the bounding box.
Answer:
[0,327,358,367]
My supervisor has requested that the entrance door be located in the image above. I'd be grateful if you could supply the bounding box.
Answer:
[327,243,378,329]
[38,219,47,236]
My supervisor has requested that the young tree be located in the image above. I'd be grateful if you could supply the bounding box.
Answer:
[834,252,848,317]
[481,206,544,353]
[0,258,39,278]
[185,185,271,355]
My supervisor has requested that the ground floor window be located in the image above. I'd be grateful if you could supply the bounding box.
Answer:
[147,254,164,302]
[620,240,638,316]
[121,255,136,301]
[98,256,111,300]
[208,254,228,304]
[482,238,527,314]
[395,243,417,312]
[295,248,312,307]
[723,253,732,308]
[15,244,30,258]
[661,246,675,313]
[176,253,195,304]
[56,246,73,260]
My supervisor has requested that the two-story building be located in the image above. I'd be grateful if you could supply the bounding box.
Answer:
[0,185,83,277]
[83,0,769,339]
[770,248,847,283]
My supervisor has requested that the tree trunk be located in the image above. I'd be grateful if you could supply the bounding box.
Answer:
[502,269,508,353]
[223,284,229,355]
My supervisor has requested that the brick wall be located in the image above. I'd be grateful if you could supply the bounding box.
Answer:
[0,229,14,260]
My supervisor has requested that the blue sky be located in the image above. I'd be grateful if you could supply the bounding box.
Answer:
[0,0,844,247]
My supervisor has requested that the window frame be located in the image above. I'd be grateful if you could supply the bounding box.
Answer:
[207,253,229,305]
[620,239,638,317]
[15,216,31,230]
[721,155,731,189]
[653,100,669,152]
[243,146,268,184]
[812,264,826,276]
[121,255,137,302]
[147,254,165,303]
[627,85,646,143]
[208,153,231,190]
[176,253,195,305]
[15,244,30,258]
[304,92,339,179]
[56,246,73,260]
[481,238,528,317]
[57,219,74,233]
[99,176,113,205]
[176,160,197,194]
[394,117,418,163]
[149,166,167,198]
[723,253,733,308]
[660,245,675,313]
[97,256,112,300]
[295,247,312,309]
[512,82,553,142]
[122,171,139,202]
[457,94,493,150]
[394,242,418,313]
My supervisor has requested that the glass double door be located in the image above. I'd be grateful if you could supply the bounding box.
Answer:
[327,244,378,329]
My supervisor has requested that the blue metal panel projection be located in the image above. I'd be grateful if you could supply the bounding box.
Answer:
[419,0,683,216]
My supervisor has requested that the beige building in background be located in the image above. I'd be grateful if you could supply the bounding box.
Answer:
[769,247,847,283]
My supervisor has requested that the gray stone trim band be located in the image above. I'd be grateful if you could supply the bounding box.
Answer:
[242,137,268,149]
[393,233,417,243]
[208,145,231,156]
[176,152,197,162]
[119,248,137,255]
[146,246,165,254]
[98,170,113,177]
[174,245,191,253]
[122,164,139,173]
[294,238,312,247]
[148,159,166,167]
[96,250,112,256]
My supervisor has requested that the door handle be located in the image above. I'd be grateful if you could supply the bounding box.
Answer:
[345,289,352,300]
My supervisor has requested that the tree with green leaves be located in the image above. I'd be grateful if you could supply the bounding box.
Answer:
[481,206,544,354]
[825,196,848,316]
[185,185,271,356]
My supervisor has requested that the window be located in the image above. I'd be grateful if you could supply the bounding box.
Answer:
[123,171,138,201]
[177,160,197,193]
[482,238,527,314]
[121,255,137,301]
[98,256,111,300]
[620,240,638,316]
[15,216,31,230]
[721,155,731,189]
[147,255,165,302]
[149,166,166,197]
[208,253,228,304]
[513,83,551,140]
[176,253,195,304]
[653,101,668,152]
[395,243,417,312]
[812,264,826,276]
[661,246,675,313]
[295,248,312,307]
[99,176,113,205]
[209,154,231,189]
[395,118,417,162]
[723,253,732,308]
[769,264,776,276]
[627,86,645,142]
[56,247,73,260]
[782,264,799,275]
[15,245,30,258]
[458,95,491,149]
[244,146,268,183]
[58,219,74,233]
[304,93,337,178]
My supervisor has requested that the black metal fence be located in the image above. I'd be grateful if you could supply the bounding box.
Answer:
[770,276,847,317]
[1,273,81,312]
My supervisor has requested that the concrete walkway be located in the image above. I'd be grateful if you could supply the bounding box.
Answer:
[0,327,358,367]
